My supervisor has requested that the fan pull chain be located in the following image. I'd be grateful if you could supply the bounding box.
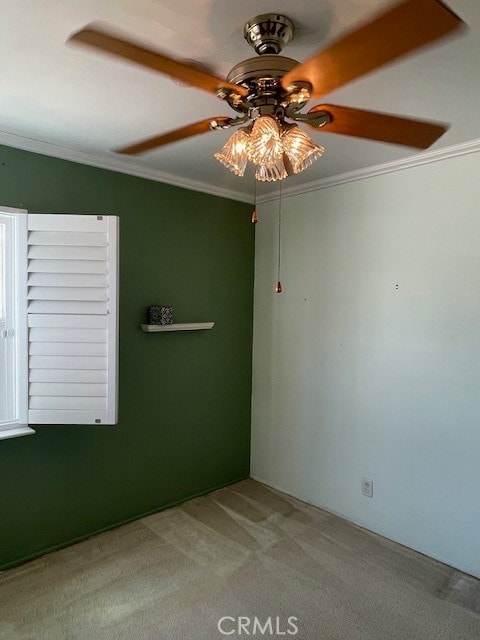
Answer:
[275,181,283,294]
[251,176,258,223]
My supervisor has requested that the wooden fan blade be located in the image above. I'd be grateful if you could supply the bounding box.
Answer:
[308,104,448,149]
[281,0,465,100]
[116,117,232,155]
[68,26,248,98]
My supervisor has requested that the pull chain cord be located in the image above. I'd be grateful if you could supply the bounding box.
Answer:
[251,175,258,224]
[275,181,283,294]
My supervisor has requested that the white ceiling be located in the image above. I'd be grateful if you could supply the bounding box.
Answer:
[0,0,478,201]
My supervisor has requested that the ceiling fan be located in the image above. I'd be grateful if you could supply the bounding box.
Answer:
[68,0,465,182]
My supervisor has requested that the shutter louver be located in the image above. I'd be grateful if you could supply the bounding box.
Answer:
[27,214,118,425]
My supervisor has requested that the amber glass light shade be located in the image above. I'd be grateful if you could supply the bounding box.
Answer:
[214,128,250,177]
[255,161,287,182]
[282,125,325,174]
[247,116,283,167]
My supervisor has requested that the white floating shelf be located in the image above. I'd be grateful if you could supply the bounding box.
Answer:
[141,322,215,332]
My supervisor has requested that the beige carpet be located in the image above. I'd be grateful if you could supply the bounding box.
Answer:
[1,479,479,639]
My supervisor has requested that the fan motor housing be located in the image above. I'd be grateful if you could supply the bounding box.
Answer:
[225,55,299,115]
[226,55,299,85]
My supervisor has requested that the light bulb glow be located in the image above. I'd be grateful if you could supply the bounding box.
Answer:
[282,125,325,174]
[247,117,283,167]
[214,128,250,177]
[214,118,324,182]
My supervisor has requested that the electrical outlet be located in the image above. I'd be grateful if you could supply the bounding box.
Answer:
[361,477,374,498]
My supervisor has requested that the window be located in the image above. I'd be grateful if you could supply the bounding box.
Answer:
[0,208,118,440]
[0,208,31,439]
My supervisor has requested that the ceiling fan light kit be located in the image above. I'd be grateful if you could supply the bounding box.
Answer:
[214,116,325,182]
[68,0,465,183]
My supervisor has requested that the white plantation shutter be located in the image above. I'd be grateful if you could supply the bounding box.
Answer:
[27,214,118,425]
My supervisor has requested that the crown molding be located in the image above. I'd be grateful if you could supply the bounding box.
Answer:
[2,129,480,206]
[257,138,480,203]
[0,130,251,204]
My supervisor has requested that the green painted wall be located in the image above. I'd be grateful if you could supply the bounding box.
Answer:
[0,144,254,569]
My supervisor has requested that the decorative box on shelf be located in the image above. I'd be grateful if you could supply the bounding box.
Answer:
[148,305,173,325]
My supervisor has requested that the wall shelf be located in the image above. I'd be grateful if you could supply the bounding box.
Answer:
[141,322,215,332]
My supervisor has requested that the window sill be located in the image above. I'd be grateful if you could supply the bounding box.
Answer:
[0,425,36,440]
